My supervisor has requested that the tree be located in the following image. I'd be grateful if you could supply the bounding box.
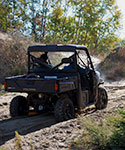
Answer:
[119,39,125,47]
[0,1,12,32]
[68,0,121,51]
[46,1,76,43]
[114,38,125,47]
[0,0,122,50]
[0,0,28,32]
[23,0,53,41]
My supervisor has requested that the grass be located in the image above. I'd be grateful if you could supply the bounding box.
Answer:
[0,131,23,150]
[70,109,125,150]
[0,92,6,96]
[15,131,22,150]
[0,83,5,96]
[15,131,33,150]
[108,110,125,148]
[0,83,4,89]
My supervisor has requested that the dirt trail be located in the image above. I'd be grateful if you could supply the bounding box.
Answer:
[0,84,125,149]
[0,93,56,145]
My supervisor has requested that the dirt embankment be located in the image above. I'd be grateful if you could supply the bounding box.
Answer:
[98,47,125,81]
[0,31,33,83]
[0,84,125,150]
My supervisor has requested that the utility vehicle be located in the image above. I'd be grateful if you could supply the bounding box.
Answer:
[5,45,108,122]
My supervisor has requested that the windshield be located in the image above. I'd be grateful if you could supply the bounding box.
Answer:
[29,51,75,71]
[48,52,74,68]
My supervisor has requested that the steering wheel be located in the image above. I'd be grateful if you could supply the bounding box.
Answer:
[30,55,51,69]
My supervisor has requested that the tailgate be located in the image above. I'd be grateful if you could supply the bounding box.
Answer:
[5,77,57,93]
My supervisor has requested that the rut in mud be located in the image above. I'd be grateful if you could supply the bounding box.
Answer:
[0,84,125,149]
[0,93,56,145]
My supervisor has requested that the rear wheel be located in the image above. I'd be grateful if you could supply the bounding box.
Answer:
[10,96,29,117]
[95,87,108,110]
[54,98,75,122]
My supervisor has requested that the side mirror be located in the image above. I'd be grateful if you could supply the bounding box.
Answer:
[61,58,72,63]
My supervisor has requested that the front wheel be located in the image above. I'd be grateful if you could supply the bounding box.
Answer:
[95,87,108,110]
[10,96,29,117]
[54,98,75,122]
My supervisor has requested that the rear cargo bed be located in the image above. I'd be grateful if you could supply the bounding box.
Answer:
[5,75,57,93]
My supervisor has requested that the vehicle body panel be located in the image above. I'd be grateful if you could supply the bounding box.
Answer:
[5,75,78,93]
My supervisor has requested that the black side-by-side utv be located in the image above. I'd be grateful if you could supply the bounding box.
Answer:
[4,45,108,122]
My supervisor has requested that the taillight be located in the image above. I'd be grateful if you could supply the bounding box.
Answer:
[55,83,58,91]
[4,81,7,90]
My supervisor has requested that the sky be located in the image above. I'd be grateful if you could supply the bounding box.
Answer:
[116,0,125,39]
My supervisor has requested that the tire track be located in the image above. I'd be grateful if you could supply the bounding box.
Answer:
[0,113,56,145]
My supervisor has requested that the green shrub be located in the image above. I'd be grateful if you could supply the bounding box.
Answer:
[108,110,125,149]
[70,109,125,150]
[0,83,5,96]
[71,118,112,150]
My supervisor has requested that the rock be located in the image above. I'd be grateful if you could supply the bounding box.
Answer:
[66,130,71,134]
[42,142,49,148]
[58,143,67,148]
[121,95,125,98]
[2,102,8,106]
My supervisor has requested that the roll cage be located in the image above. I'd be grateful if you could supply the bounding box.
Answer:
[27,45,94,73]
